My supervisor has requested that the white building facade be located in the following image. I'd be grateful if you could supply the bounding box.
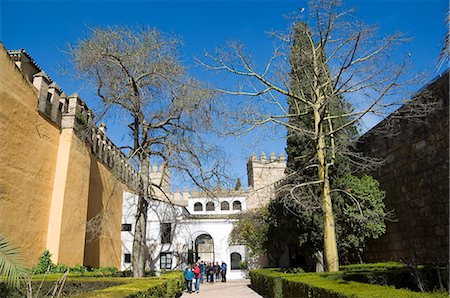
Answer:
[121,153,286,279]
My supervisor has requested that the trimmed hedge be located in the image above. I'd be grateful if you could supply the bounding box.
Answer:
[250,268,449,298]
[70,271,184,298]
[340,262,406,271]
[340,262,448,292]
[0,271,184,298]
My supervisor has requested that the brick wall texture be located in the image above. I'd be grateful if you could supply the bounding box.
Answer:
[361,71,449,264]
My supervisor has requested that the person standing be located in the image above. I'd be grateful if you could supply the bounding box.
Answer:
[193,262,201,293]
[199,261,205,283]
[214,261,221,281]
[221,261,227,282]
[207,262,215,283]
[184,264,194,293]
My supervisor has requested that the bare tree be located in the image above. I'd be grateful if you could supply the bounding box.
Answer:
[200,0,434,272]
[69,26,224,277]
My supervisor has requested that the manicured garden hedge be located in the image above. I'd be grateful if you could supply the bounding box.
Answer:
[340,262,448,292]
[250,268,449,298]
[69,271,184,298]
[0,271,184,298]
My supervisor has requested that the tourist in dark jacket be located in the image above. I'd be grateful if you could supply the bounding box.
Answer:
[214,261,221,280]
[184,264,194,293]
[199,261,205,283]
[207,262,215,282]
[221,261,227,282]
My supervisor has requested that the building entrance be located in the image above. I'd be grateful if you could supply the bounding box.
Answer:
[195,234,214,262]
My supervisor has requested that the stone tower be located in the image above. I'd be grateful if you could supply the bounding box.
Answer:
[246,152,286,209]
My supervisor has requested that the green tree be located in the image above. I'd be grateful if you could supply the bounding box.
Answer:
[231,207,269,259]
[333,174,387,262]
[200,0,426,271]
[273,21,385,269]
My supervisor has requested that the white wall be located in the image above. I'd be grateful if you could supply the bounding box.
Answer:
[121,192,247,279]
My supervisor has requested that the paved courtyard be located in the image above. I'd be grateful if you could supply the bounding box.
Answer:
[180,279,262,298]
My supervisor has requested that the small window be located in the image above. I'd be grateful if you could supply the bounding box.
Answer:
[124,253,131,263]
[161,223,172,244]
[64,99,69,113]
[231,252,242,270]
[194,202,203,212]
[46,92,52,103]
[221,201,230,210]
[160,252,172,269]
[206,202,215,211]
[122,223,132,232]
[232,201,242,210]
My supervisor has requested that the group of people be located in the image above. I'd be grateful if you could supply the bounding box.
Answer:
[183,261,228,294]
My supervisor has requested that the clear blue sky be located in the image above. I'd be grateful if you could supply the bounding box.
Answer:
[1,0,447,189]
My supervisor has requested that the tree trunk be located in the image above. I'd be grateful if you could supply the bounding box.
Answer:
[315,251,324,272]
[132,156,150,277]
[315,109,339,272]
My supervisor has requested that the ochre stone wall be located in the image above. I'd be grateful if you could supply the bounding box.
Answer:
[84,156,126,269]
[48,129,92,266]
[0,44,128,268]
[0,44,60,267]
[361,71,449,263]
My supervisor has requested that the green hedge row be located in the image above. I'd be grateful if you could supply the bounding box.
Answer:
[71,271,184,298]
[339,262,448,292]
[250,269,448,298]
[0,271,184,298]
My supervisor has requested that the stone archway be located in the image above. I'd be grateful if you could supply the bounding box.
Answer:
[195,234,214,263]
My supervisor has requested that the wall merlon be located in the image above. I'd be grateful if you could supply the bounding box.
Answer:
[87,124,139,191]
[99,123,107,134]
[151,164,159,172]
[248,152,287,164]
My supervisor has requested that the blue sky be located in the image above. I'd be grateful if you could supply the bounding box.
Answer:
[1,0,447,189]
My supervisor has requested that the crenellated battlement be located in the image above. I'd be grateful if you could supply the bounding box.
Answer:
[8,49,139,191]
[249,152,286,163]
[246,152,286,209]
[88,124,139,190]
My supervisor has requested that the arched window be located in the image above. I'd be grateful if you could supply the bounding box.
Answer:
[220,201,230,211]
[206,201,215,211]
[230,252,242,270]
[232,201,242,210]
[194,202,203,212]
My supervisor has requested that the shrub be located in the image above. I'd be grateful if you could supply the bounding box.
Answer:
[340,262,448,292]
[240,261,248,269]
[71,264,88,273]
[1,271,184,298]
[71,271,184,297]
[33,250,55,274]
[250,268,448,298]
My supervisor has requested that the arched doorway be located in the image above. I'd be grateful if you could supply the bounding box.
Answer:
[195,234,214,263]
[230,252,242,270]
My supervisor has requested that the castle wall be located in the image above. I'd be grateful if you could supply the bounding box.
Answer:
[84,156,127,269]
[0,44,135,268]
[0,44,60,266]
[361,71,449,263]
[47,128,91,266]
